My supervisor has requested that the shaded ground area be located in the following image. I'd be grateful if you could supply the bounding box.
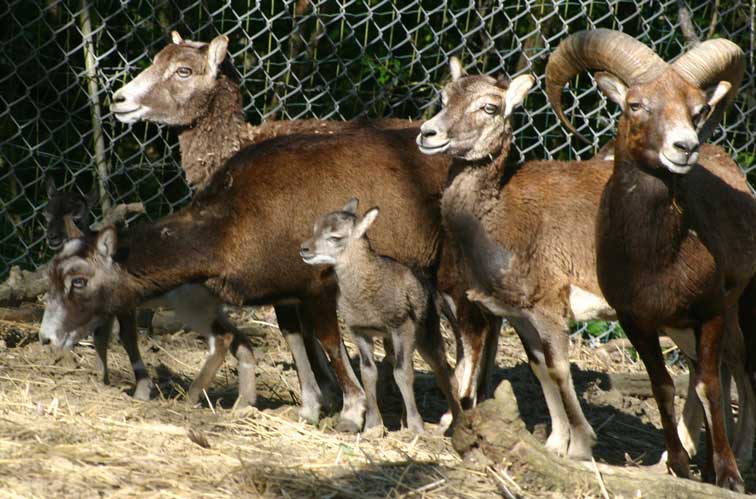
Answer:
[0,305,753,498]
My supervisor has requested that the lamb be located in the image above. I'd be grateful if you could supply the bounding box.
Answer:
[417,58,754,466]
[300,199,462,432]
[108,32,502,425]
[546,29,752,491]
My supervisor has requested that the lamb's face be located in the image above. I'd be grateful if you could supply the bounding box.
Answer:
[110,33,229,126]
[300,212,356,266]
[40,230,119,349]
[417,58,534,161]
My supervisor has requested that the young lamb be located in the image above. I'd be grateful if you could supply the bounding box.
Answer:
[300,199,462,432]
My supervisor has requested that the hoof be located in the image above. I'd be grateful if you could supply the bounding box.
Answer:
[718,474,745,493]
[335,418,362,433]
[544,432,570,458]
[133,379,153,401]
[298,404,321,426]
[438,411,453,434]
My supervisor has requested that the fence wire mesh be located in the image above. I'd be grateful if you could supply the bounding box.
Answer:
[1,1,755,343]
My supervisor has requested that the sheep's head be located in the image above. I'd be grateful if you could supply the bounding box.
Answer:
[417,58,535,161]
[40,228,120,349]
[111,32,231,126]
[546,29,744,175]
[300,199,379,266]
[43,177,96,250]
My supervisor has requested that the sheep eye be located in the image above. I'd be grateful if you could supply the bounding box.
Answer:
[327,236,342,243]
[71,277,87,289]
[483,103,498,115]
[176,67,193,78]
[628,102,642,112]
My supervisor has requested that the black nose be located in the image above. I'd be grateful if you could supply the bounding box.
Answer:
[421,128,437,138]
[299,245,310,256]
[673,139,699,156]
[112,93,126,104]
[40,336,50,346]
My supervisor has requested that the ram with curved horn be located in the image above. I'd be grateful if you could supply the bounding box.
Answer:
[546,29,754,491]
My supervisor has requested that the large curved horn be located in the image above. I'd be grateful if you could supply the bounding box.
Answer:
[671,38,745,141]
[545,29,667,142]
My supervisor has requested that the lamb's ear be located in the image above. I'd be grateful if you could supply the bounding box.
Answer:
[342,197,359,215]
[171,31,184,45]
[96,226,117,259]
[704,81,731,115]
[352,208,379,240]
[504,74,535,117]
[46,176,57,199]
[449,57,465,81]
[595,72,628,111]
[207,35,229,77]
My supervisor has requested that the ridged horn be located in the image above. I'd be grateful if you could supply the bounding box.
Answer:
[671,38,745,141]
[545,29,667,143]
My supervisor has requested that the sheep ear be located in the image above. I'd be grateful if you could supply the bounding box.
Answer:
[207,35,229,77]
[504,74,535,117]
[171,31,184,45]
[352,208,379,240]
[342,197,359,215]
[96,226,117,258]
[46,176,57,198]
[449,57,465,81]
[705,81,731,112]
[595,72,628,111]
[64,214,84,239]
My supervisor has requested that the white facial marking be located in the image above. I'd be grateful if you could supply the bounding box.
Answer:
[660,126,699,174]
[40,296,65,346]
[111,71,158,123]
[301,254,337,266]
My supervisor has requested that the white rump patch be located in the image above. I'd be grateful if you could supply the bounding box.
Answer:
[569,286,616,322]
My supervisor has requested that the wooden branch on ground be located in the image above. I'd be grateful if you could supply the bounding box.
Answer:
[0,202,144,305]
[452,380,749,499]
[605,372,690,399]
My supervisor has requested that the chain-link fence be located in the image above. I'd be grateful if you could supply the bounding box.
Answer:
[2,0,754,299]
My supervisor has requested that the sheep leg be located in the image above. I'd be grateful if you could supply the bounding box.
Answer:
[275,304,326,424]
[619,314,690,479]
[392,321,424,433]
[734,282,756,468]
[478,311,502,402]
[186,327,233,406]
[93,318,113,386]
[453,297,488,409]
[229,329,257,409]
[695,312,743,491]
[508,316,571,457]
[116,311,153,401]
[533,311,596,460]
[353,333,382,429]
[302,294,366,433]
[416,309,462,434]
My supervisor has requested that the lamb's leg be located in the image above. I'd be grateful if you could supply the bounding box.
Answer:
[694,311,743,491]
[353,333,382,429]
[392,321,424,433]
[275,304,325,424]
[508,316,571,458]
[93,318,113,386]
[453,296,488,410]
[116,311,153,401]
[532,310,596,460]
[302,293,366,433]
[415,310,462,434]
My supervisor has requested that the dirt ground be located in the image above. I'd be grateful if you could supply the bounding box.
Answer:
[0,304,752,498]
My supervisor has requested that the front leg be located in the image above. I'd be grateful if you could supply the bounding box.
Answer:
[696,312,744,492]
[353,333,382,429]
[116,311,154,401]
[93,318,113,386]
[619,314,690,479]
[302,293,366,433]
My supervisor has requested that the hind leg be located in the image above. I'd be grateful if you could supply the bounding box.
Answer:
[275,304,326,424]
[353,333,382,429]
[226,322,257,409]
[508,316,573,457]
[391,321,424,433]
[186,325,233,406]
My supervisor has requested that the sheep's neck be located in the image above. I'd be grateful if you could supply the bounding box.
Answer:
[178,75,245,190]
[444,135,512,218]
[333,238,386,301]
